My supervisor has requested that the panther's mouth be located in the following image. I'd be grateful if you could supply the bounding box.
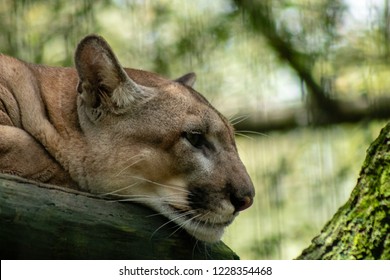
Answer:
[166,204,235,242]
[168,204,234,225]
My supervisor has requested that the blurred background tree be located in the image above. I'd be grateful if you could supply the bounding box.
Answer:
[1,0,388,259]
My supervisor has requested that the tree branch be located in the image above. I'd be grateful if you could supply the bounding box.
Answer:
[233,0,343,121]
[234,96,390,133]
[0,174,238,260]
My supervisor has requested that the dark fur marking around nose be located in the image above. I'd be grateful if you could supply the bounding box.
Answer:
[230,193,253,212]
[226,182,254,213]
[189,186,210,210]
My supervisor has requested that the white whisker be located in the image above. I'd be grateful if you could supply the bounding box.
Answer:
[235,130,270,138]
[108,196,153,203]
[114,154,145,178]
[146,208,195,219]
[167,213,202,238]
[125,175,190,194]
[228,114,250,126]
[234,132,255,140]
[107,194,189,208]
[193,211,210,234]
[150,210,196,239]
[100,181,141,196]
[104,193,157,203]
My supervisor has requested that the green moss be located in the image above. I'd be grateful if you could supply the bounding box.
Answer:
[297,123,390,259]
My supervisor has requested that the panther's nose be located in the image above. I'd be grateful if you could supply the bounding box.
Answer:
[230,193,254,212]
[226,159,255,213]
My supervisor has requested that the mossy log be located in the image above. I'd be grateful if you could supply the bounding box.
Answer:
[297,123,390,259]
[0,174,238,260]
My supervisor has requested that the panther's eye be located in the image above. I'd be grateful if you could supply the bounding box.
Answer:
[183,131,206,149]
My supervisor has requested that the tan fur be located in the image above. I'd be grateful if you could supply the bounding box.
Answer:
[0,35,254,242]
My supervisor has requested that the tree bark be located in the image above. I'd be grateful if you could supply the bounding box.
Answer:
[297,123,390,259]
[0,174,238,260]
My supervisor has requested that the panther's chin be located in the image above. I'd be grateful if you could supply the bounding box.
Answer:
[185,223,226,243]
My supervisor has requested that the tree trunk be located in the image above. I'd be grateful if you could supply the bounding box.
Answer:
[297,123,390,259]
[0,174,238,260]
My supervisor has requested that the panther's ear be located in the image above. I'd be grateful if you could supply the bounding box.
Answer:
[175,72,196,87]
[75,34,146,111]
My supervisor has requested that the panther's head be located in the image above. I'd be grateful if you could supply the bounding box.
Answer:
[75,35,255,242]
